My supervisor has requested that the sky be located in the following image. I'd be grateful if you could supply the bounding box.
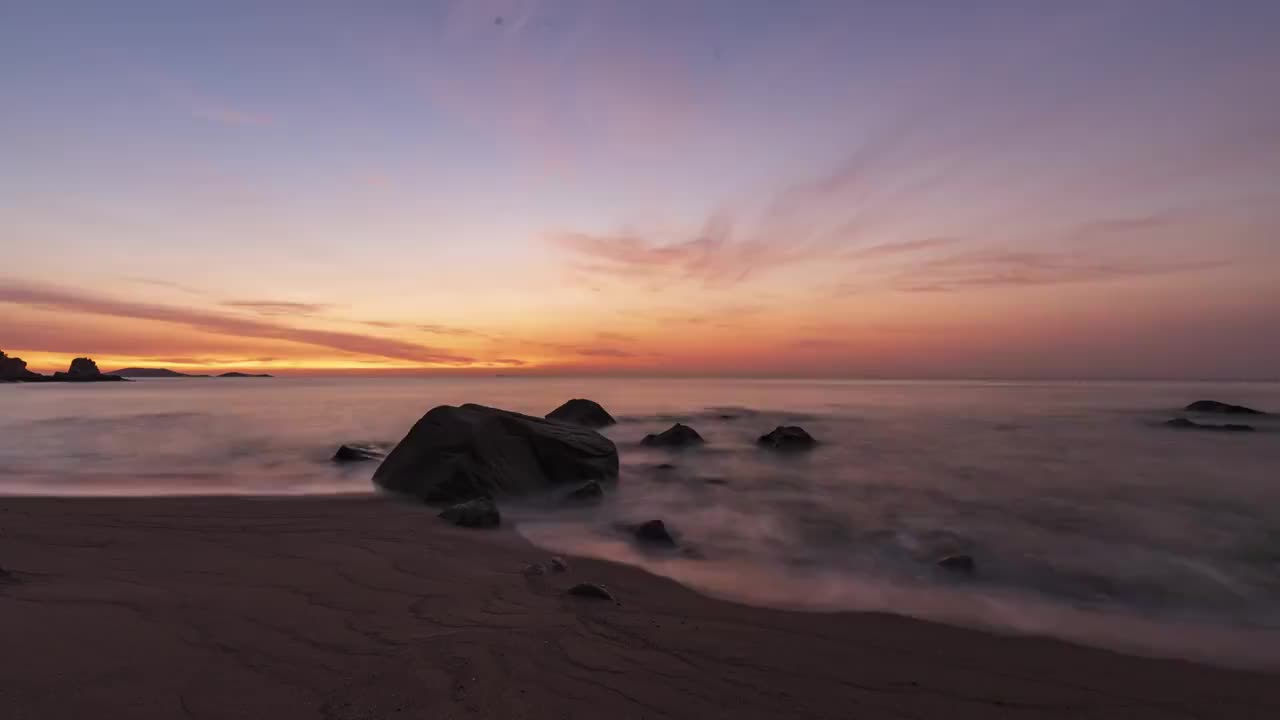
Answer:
[2,0,1278,378]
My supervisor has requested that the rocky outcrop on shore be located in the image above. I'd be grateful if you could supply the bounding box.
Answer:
[373,404,619,503]
[0,350,41,382]
[2,352,125,383]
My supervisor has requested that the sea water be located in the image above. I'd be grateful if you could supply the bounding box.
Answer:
[3,377,1279,667]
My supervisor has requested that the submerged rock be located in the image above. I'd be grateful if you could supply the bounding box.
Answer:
[937,555,976,574]
[331,444,384,463]
[641,423,704,448]
[567,582,615,601]
[1184,400,1264,415]
[438,498,501,528]
[373,404,619,503]
[1165,418,1255,432]
[546,399,616,428]
[757,425,817,451]
[632,519,677,547]
[523,562,547,576]
[549,556,569,573]
[565,480,604,504]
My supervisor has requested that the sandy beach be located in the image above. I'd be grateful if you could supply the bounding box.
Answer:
[1,495,1276,719]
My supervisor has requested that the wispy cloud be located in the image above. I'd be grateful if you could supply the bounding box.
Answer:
[574,347,637,358]
[417,324,494,339]
[191,105,273,127]
[122,277,211,296]
[223,300,334,317]
[842,237,963,261]
[550,214,824,288]
[788,338,848,351]
[888,249,1230,293]
[0,281,476,365]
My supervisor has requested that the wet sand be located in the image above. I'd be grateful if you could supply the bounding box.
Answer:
[2,495,1278,719]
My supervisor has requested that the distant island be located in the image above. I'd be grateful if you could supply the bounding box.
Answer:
[108,367,210,378]
[3,351,273,382]
[106,367,273,378]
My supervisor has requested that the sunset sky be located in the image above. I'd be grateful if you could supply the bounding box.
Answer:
[2,1,1278,378]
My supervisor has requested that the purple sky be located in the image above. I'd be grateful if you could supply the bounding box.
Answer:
[1,1,1278,377]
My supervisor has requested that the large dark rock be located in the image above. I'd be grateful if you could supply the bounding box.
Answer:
[52,357,125,382]
[546,399,616,428]
[332,444,384,463]
[1165,418,1255,432]
[438,498,500,528]
[373,404,619,503]
[641,423,704,448]
[632,519,677,547]
[1185,400,1265,415]
[757,425,817,451]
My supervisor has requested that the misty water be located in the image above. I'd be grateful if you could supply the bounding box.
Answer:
[3,377,1279,667]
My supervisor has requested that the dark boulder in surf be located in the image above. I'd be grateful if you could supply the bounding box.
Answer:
[546,399,616,428]
[757,425,817,451]
[937,555,976,574]
[438,498,501,528]
[1184,400,1265,415]
[632,519,678,547]
[331,444,384,463]
[641,423,704,448]
[565,480,604,504]
[373,404,619,503]
[1165,418,1255,432]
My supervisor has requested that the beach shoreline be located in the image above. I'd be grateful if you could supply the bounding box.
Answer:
[2,494,1278,719]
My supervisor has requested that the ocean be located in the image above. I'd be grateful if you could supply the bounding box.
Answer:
[3,377,1279,667]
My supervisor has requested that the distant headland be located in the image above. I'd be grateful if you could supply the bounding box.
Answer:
[2,351,272,382]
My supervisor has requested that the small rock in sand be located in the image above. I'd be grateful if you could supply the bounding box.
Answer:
[567,582,615,601]
[633,519,678,547]
[549,556,569,573]
[438,498,501,528]
[937,555,976,574]
[655,463,677,471]
[523,562,547,576]
[642,423,704,448]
